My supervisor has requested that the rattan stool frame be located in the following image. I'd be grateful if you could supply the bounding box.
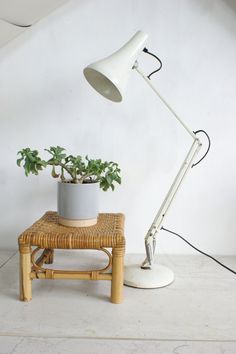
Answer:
[18,212,125,304]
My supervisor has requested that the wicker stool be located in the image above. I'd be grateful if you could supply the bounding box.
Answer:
[18,212,125,304]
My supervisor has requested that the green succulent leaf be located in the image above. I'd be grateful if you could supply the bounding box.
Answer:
[16,158,23,167]
[17,147,121,190]
[51,165,60,178]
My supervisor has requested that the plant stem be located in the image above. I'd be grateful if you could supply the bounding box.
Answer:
[78,174,93,183]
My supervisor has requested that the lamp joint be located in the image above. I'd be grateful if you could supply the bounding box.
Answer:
[132,60,139,70]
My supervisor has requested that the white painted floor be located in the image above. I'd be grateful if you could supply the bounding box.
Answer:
[0,250,236,353]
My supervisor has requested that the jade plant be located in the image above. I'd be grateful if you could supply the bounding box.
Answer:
[17,146,121,191]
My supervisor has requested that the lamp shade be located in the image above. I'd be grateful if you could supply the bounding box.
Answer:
[83,30,148,102]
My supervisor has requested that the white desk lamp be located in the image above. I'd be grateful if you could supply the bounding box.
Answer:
[84,31,202,289]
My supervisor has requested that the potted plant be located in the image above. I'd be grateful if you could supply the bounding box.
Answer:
[17,146,121,227]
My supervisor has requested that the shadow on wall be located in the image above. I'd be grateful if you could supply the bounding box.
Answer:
[193,0,236,35]
[221,0,236,36]
[223,0,236,12]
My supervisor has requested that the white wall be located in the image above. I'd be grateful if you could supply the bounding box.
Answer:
[1,0,236,255]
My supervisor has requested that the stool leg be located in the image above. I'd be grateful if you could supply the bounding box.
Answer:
[45,249,54,264]
[19,243,32,301]
[111,248,124,304]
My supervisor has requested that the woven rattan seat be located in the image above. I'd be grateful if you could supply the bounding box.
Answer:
[18,212,125,304]
[20,211,125,249]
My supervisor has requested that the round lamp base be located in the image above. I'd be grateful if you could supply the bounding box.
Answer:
[124,263,174,289]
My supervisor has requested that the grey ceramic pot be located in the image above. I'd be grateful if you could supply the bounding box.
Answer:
[57,181,99,227]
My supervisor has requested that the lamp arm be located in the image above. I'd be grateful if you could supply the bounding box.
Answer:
[134,65,202,269]
[142,140,201,268]
[135,65,197,140]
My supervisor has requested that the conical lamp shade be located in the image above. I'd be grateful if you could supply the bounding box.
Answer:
[84,31,148,102]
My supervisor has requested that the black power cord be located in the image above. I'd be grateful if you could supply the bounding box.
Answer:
[192,130,211,168]
[143,47,163,80]
[0,19,32,28]
[161,131,234,275]
[161,227,236,275]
